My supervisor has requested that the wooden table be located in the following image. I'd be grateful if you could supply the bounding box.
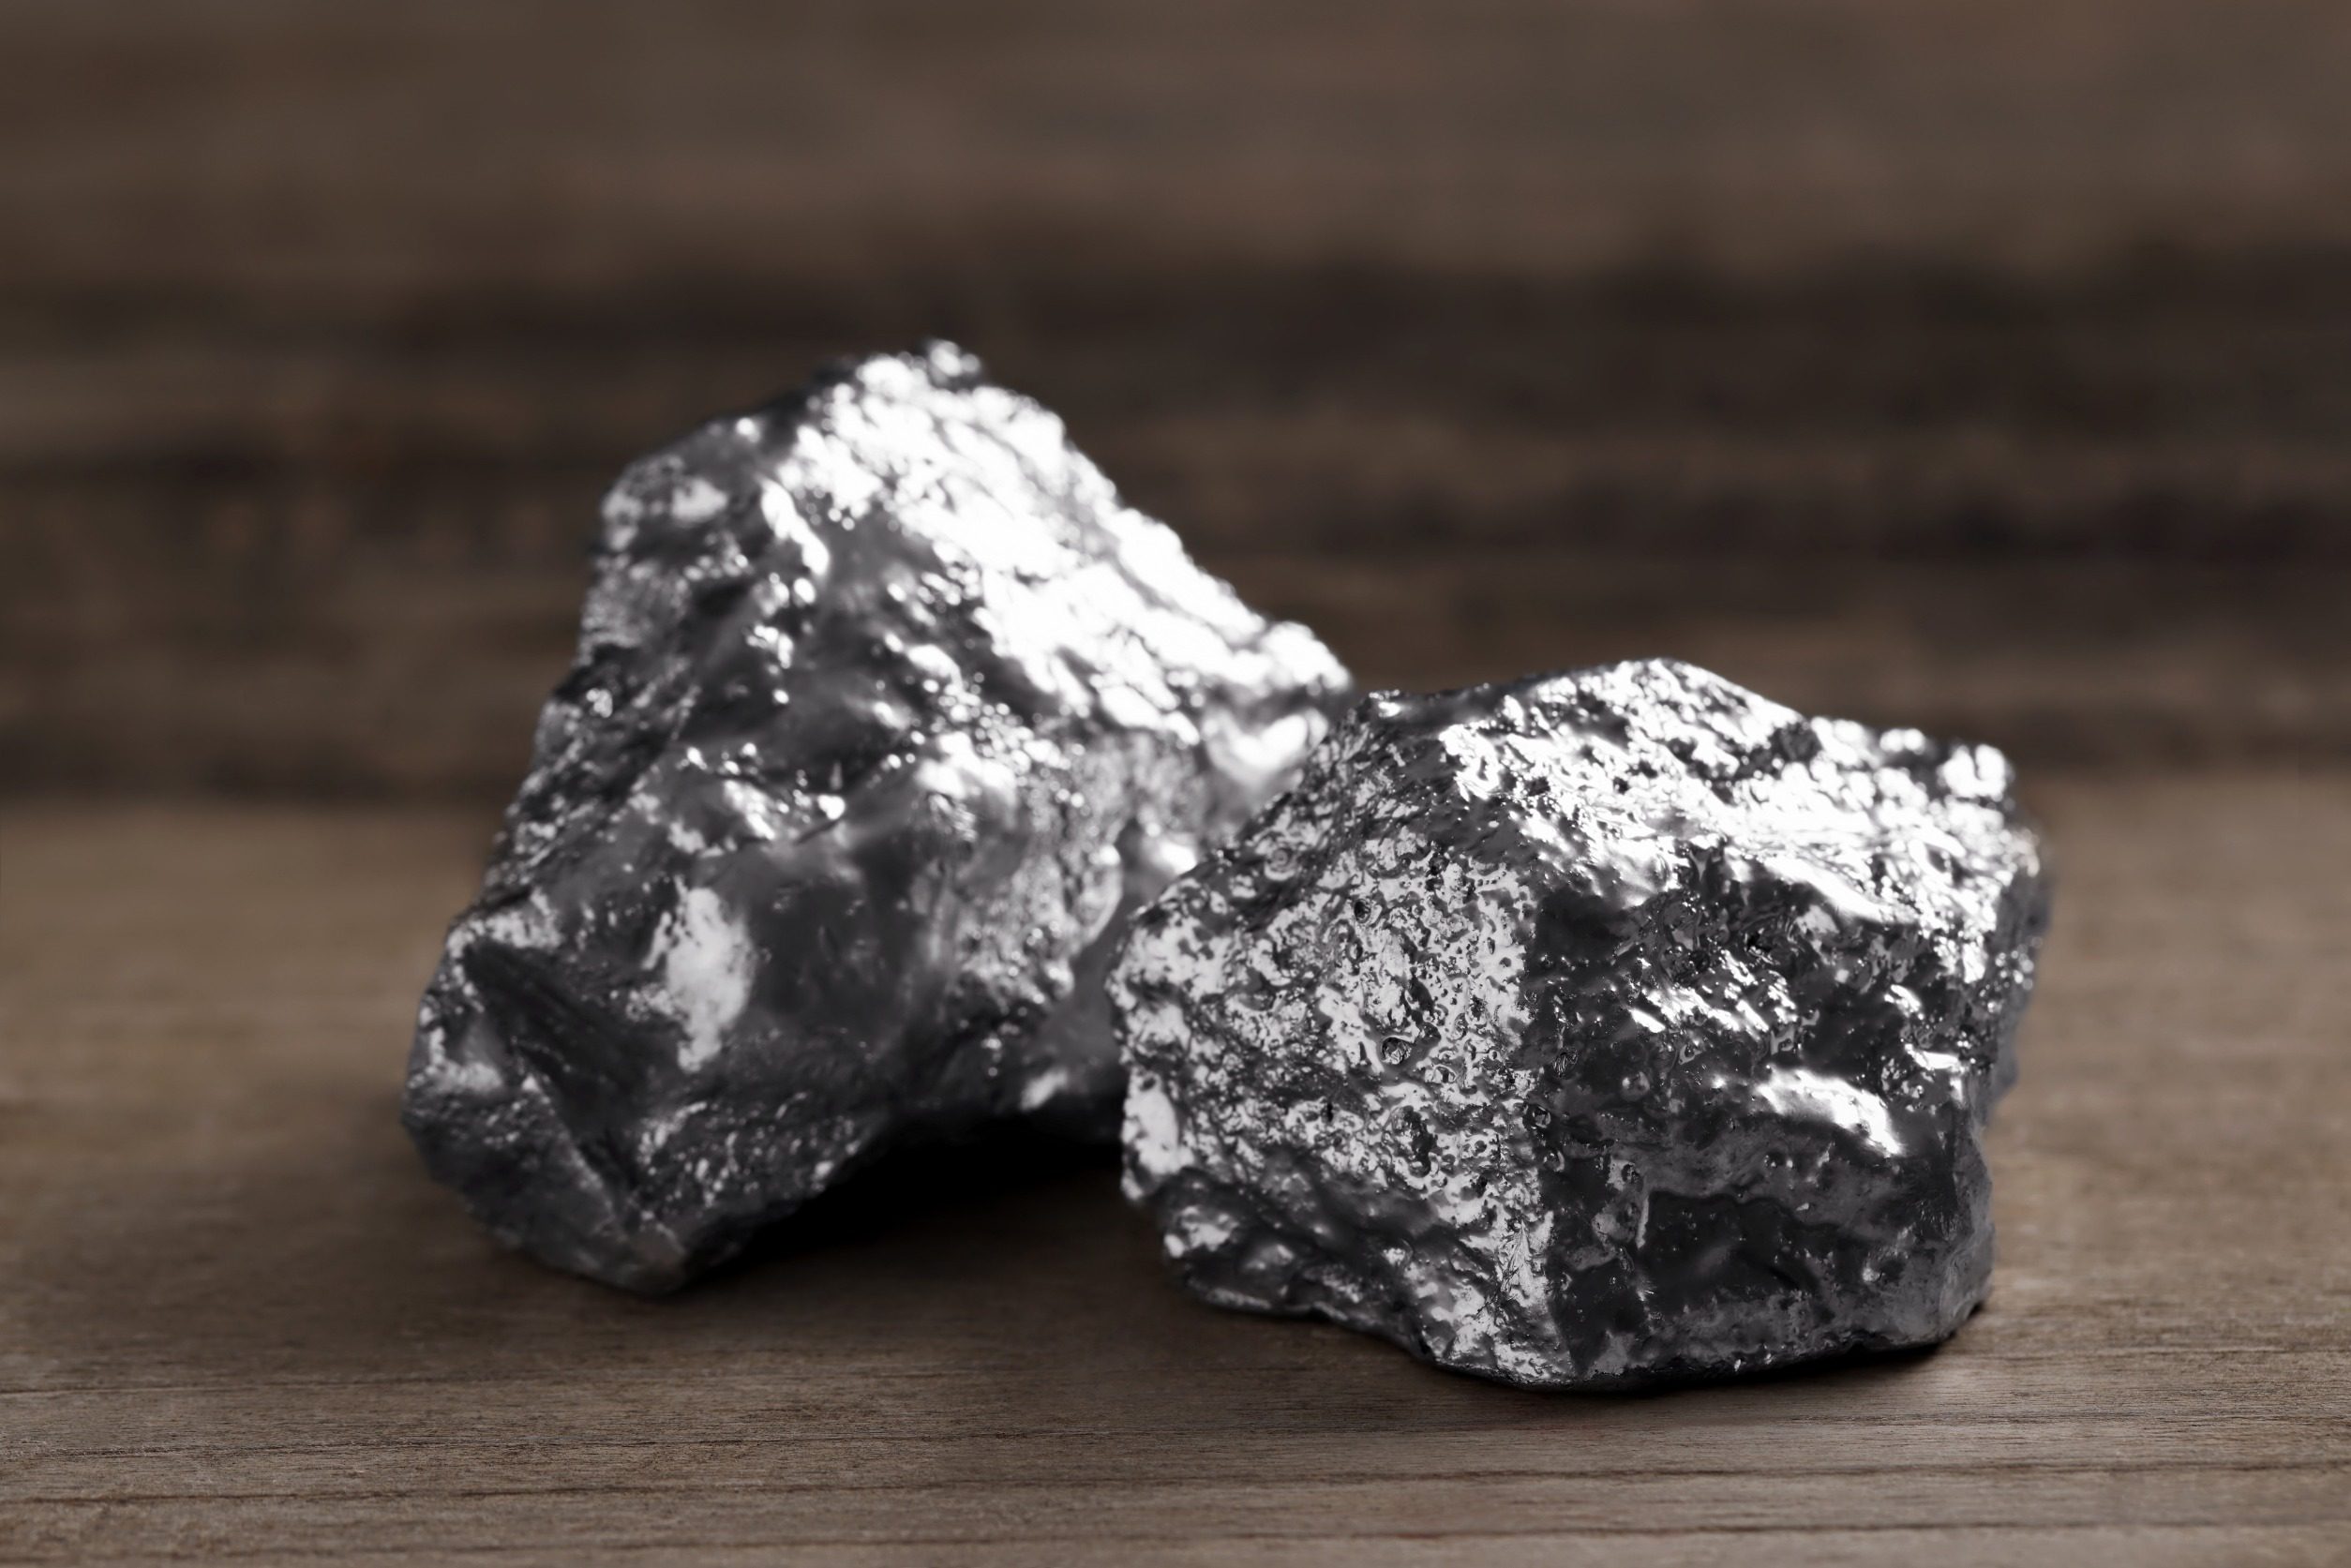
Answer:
[8,5,2351,1561]
[4,779,2345,1565]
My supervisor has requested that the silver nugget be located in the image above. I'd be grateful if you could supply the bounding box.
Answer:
[1116,660,2048,1387]
[406,344,1350,1290]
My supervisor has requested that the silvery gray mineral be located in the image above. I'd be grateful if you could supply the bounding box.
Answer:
[1115,660,2048,1387]
[405,344,1350,1291]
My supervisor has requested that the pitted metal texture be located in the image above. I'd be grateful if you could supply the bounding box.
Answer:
[406,344,1351,1290]
[1116,660,2048,1387]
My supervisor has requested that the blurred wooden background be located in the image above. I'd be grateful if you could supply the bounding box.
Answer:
[7,0,2351,796]
[7,7,2351,1565]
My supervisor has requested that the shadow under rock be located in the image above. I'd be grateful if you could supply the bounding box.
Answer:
[16,1070,1967,1451]
[689,1128,1122,1286]
[12,1081,1133,1382]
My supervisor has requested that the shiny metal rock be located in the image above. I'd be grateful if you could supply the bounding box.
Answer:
[1115,660,2049,1387]
[405,344,1351,1290]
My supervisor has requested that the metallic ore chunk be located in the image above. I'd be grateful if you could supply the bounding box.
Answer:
[1115,660,2048,1387]
[406,344,1350,1290]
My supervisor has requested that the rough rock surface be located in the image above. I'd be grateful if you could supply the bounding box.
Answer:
[1115,660,2048,1387]
[406,344,1350,1291]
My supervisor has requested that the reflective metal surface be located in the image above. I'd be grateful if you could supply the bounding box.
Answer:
[1116,660,2049,1387]
[406,345,1350,1290]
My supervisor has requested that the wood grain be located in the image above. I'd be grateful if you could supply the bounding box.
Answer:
[3,780,2347,1563]
[9,0,2351,292]
[11,257,2351,793]
[5,7,2347,1562]
[10,4,2351,794]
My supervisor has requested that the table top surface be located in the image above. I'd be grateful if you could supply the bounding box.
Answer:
[3,778,2345,1565]
[7,9,2351,1560]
